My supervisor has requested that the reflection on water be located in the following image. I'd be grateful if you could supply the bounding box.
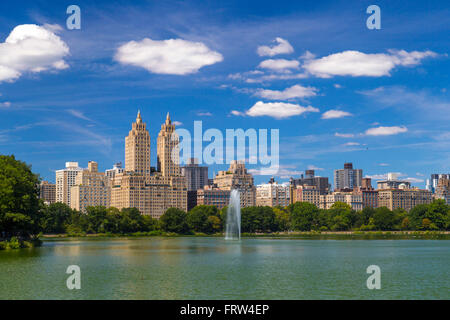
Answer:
[0,237,448,300]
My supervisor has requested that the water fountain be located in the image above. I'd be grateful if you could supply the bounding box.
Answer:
[225,189,241,240]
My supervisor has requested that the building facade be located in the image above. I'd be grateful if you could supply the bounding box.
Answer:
[376,173,411,190]
[354,178,378,208]
[181,158,209,191]
[290,169,329,196]
[70,161,111,212]
[435,177,450,205]
[105,162,124,180]
[426,173,450,192]
[333,162,362,191]
[256,178,290,207]
[110,112,187,218]
[196,186,230,210]
[377,188,433,211]
[55,162,83,205]
[321,192,363,211]
[39,181,56,205]
[291,185,321,208]
[214,160,256,208]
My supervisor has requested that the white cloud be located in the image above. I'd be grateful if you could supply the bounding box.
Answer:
[343,142,360,146]
[365,126,408,136]
[115,38,223,75]
[0,24,69,82]
[254,84,317,100]
[257,37,294,57]
[334,84,343,88]
[405,177,424,183]
[0,101,11,108]
[244,101,319,119]
[173,121,182,126]
[230,110,245,116]
[258,59,299,72]
[197,112,213,116]
[249,165,302,178]
[307,165,324,171]
[303,50,437,78]
[379,163,390,167]
[321,110,352,119]
[67,109,92,121]
[335,132,354,138]
[299,50,316,60]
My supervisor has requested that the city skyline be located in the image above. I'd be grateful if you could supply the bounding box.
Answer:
[0,0,448,188]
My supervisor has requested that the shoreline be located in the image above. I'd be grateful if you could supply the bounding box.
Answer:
[40,230,450,241]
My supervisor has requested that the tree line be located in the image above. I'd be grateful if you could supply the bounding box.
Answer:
[1,155,449,243]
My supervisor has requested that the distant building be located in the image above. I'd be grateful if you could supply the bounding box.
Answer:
[435,177,450,205]
[197,186,230,210]
[354,178,378,208]
[290,169,329,196]
[39,181,56,205]
[376,172,411,190]
[181,158,209,191]
[377,188,433,211]
[291,185,321,208]
[426,173,450,192]
[321,192,363,211]
[256,177,290,207]
[333,162,362,191]
[105,162,124,180]
[70,161,111,212]
[214,160,256,208]
[110,112,187,218]
[55,162,83,205]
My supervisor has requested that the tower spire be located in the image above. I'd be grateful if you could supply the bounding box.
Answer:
[166,112,171,124]
[137,110,142,123]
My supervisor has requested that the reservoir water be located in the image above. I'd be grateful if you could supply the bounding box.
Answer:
[0,237,448,299]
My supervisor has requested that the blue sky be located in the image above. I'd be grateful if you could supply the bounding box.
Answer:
[0,0,448,187]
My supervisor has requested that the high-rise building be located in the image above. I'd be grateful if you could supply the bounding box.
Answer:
[39,181,56,205]
[56,162,83,205]
[377,188,433,211]
[157,113,181,177]
[105,162,124,180]
[426,174,450,192]
[289,169,329,196]
[70,161,111,212]
[214,160,256,208]
[333,162,362,191]
[256,178,290,207]
[110,112,187,218]
[181,158,209,191]
[125,111,151,175]
[435,177,450,205]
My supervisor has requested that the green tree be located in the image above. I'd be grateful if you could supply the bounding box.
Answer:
[160,208,190,234]
[408,204,429,230]
[187,205,220,233]
[288,202,319,231]
[0,155,41,239]
[373,207,396,230]
[327,202,354,231]
[241,206,275,233]
[41,202,74,233]
[273,207,290,231]
[425,199,448,230]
